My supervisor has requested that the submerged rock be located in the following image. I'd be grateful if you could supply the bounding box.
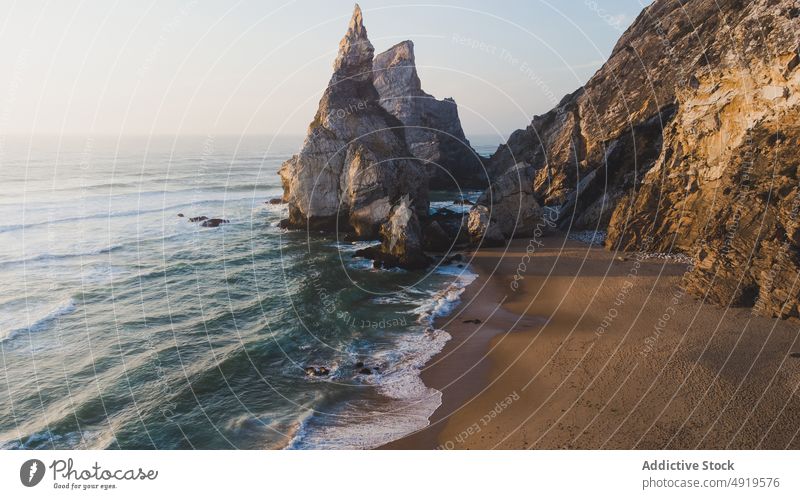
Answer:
[278,5,428,238]
[304,366,330,377]
[189,216,208,223]
[373,40,485,189]
[200,218,229,228]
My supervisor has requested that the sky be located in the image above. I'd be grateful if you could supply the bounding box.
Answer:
[0,0,652,141]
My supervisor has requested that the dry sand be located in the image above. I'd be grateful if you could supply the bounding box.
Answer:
[384,235,800,449]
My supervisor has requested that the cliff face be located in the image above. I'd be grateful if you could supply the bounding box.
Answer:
[279,5,428,238]
[489,0,779,225]
[608,0,800,317]
[487,0,800,317]
[373,41,485,189]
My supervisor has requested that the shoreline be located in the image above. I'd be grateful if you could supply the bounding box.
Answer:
[384,234,800,449]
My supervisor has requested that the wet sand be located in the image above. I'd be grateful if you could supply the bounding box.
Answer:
[384,235,800,449]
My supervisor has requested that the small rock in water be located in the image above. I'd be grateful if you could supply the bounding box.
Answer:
[304,366,330,377]
[267,198,285,205]
[355,361,365,369]
[177,213,185,218]
[189,216,208,223]
[790,352,800,359]
[463,318,482,324]
[358,367,373,375]
[200,218,230,228]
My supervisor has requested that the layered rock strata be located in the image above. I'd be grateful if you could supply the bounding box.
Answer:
[482,0,800,317]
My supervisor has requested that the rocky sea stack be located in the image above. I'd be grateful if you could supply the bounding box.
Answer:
[279,4,483,247]
[279,4,428,239]
[279,4,487,270]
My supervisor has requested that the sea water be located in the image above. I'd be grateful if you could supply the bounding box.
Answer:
[0,135,489,449]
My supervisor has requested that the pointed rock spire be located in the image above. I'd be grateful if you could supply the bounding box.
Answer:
[333,4,374,80]
[279,4,428,239]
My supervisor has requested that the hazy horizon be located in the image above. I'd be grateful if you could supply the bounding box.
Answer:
[0,0,651,141]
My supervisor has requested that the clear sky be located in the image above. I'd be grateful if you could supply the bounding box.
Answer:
[0,0,651,141]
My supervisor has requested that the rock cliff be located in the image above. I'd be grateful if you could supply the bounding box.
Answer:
[607,0,800,318]
[485,0,800,317]
[279,4,428,238]
[468,163,545,246]
[373,41,486,189]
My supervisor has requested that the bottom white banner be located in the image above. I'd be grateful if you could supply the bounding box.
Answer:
[1,451,797,498]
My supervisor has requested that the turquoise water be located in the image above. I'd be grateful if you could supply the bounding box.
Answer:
[0,135,489,449]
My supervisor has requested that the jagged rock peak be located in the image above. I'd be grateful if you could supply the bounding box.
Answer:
[333,4,374,80]
[374,40,422,95]
[373,39,486,189]
[278,4,428,238]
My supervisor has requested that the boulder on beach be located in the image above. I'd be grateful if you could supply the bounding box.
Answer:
[353,195,430,270]
[421,220,451,253]
[377,195,429,270]
[468,163,544,245]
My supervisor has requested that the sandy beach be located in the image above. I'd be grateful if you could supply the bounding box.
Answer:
[385,235,800,449]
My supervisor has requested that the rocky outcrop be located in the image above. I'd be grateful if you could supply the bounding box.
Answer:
[488,0,800,317]
[200,218,229,228]
[355,195,430,270]
[373,41,486,189]
[378,195,429,269]
[468,205,504,247]
[607,0,800,318]
[468,163,545,246]
[279,5,428,238]
[487,0,745,228]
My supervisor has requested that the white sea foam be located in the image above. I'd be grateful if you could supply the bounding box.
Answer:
[287,263,478,449]
[429,200,472,214]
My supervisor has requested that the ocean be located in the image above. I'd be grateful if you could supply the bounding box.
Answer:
[0,135,493,449]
